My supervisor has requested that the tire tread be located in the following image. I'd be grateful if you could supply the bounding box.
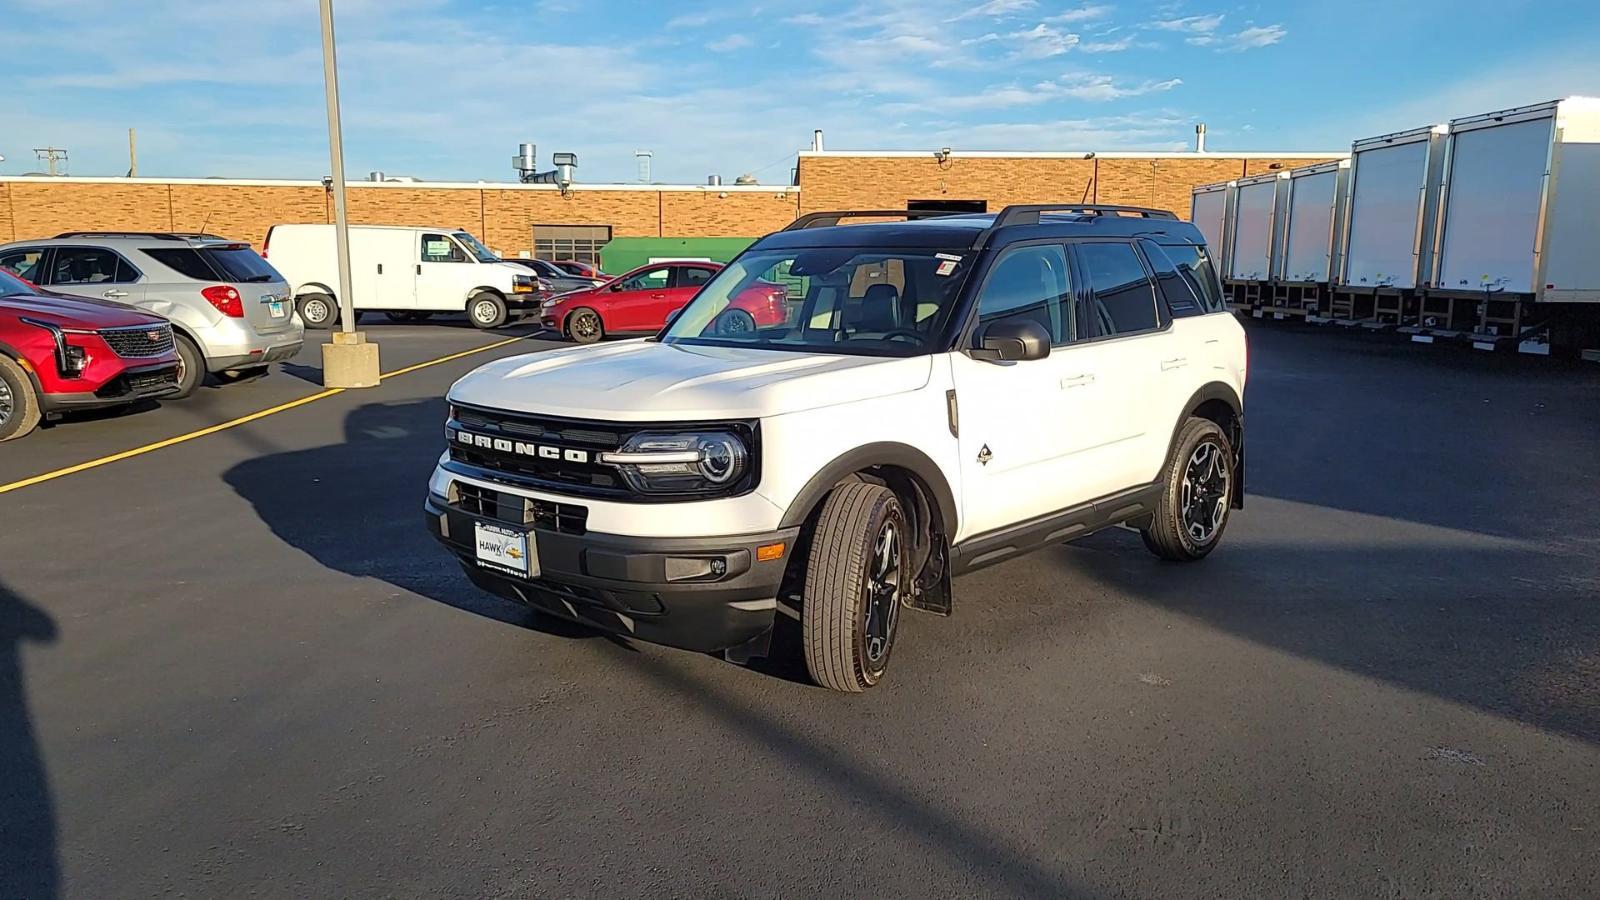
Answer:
[803,481,895,692]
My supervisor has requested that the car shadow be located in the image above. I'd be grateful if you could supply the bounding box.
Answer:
[0,581,60,900]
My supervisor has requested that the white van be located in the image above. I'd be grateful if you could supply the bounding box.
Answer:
[262,224,543,329]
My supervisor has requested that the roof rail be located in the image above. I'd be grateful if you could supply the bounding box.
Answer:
[51,231,229,241]
[783,209,963,231]
[970,203,1178,249]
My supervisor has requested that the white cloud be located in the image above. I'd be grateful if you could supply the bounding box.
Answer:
[1079,34,1136,52]
[708,34,751,52]
[1187,23,1286,51]
[665,10,715,28]
[1010,23,1080,58]
[947,0,1037,22]
[1046,4,1113,24]
[1055,73,1182,100]
[1151,13,1224,33]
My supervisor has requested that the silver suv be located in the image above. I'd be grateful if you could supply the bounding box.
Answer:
[0,232,304,397]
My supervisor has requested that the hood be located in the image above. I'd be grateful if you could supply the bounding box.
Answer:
[449,339,932,420]
[0,291,164,329]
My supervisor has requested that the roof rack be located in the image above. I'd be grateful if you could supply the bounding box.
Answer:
[783,209,964,231]
[52,231,229,241]
[970,203,1178,249]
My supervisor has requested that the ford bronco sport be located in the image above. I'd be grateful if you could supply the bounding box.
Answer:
[426,205,1246,692]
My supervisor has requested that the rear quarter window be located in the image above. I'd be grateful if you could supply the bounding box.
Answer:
[201,247,281,283]
[142,248,221,281]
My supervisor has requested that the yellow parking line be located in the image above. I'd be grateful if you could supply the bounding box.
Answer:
[0,336,527,497]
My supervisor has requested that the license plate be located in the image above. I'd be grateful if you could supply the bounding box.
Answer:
[268,300,287,318]
[474,522,536,577]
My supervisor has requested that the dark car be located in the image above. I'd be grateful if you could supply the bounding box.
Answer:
[551,259,605,280]
[502,258,603,296]
[0,269,182,441]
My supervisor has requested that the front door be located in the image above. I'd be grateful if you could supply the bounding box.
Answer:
[414,232,475,312]
[603,266,673,331]
[949,241,1114,539]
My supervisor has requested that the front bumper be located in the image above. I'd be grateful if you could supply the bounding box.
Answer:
[425,493,799,652]
[41,361,181,412]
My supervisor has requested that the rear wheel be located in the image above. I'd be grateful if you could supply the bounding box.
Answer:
[468,292,509,329]
[0,355,41,442]
[297,292,337,330]
[567,308,604,344]
[1141,417,1235,561]
[171,334,206,399]
[715,308,756,336]
[802,481,908,693]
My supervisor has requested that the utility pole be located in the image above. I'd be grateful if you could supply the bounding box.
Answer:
[128,129,138,177]
[33,148,68,176]
[317,0,379,388]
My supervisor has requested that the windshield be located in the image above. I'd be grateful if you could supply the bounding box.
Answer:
[453,231,500,263]
[0,269,34,296]
[660,247,974,356]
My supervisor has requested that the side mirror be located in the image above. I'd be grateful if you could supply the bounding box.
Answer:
[609,282,625,292]
[663,307,684,328]
[972,319,1051,362]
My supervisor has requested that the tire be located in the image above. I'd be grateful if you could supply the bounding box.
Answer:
[802,481,909,692]
[171,333,206,399]
[1141,417,1235,561]
[468,292,509,330]
[567,308,604,344]
[0,355,42,442]
[297,292,337,330]
[715,308,756,336]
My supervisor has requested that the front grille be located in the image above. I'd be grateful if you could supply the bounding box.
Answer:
[450,481,588,534]
[99,324,175,358]
[94,366,179,398]
[448,405,632,497]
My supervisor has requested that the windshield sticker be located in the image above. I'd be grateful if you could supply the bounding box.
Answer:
[936,259,959,276]
[935,253,963,261]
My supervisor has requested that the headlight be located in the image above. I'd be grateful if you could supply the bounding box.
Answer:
[512,274,538,293]
[599,430,749,494]
[20,317,93,378]
[541,297,561,309]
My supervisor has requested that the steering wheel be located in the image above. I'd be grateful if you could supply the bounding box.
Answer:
[879,328,924,343]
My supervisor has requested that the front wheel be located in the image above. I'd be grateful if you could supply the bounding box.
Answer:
[0,355,42,442]
[802,482,908,692]
[468,293,509,329]
[567,308,604,344]
[1141,417,1235,561]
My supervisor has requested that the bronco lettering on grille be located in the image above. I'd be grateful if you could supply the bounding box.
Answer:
[454,429,591,464]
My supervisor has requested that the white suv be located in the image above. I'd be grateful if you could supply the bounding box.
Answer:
[426,205,1247,692]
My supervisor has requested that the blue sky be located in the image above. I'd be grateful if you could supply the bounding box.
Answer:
[4,0,1598,183]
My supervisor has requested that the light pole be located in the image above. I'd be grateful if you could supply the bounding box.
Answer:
[317,0,380,388]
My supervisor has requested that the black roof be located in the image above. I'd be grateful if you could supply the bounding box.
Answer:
[754,205,1206,251]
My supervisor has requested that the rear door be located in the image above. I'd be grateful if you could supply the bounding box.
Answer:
[1070,240,1173,489]
[602,266,672,331]
[42,246,147,306]
[668,264,718,317]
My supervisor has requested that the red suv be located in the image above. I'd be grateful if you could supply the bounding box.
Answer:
[0,269,182,441]
[540,261,788,343]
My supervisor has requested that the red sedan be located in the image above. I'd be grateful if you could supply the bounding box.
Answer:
[540,261,788,344]
[0,269,182,441]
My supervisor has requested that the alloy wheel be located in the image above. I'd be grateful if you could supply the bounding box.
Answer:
[863,520,902,664]
[0,378,12,427]
[1180,440,1230,543]
[572,312,600,340]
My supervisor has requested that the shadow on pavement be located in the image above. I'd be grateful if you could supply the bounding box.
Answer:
[0,581,59,900]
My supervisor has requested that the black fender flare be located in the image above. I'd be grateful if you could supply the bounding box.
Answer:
[1169,380,1245,508]
[778,441,959,537]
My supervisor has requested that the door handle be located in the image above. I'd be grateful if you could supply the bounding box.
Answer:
[1161,357,1188,371]
[1060,374,1095,388]
[377,263,384,275]
[416,264,421,275]
[650,293,666,299]
[103,289,129,298]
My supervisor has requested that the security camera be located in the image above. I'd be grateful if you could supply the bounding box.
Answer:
[321,175,333,189]
[933,147,953,163]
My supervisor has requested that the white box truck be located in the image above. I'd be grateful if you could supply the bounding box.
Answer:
[1430,97,1600,303]
[262,224,544,329]
[1277,159,1351,285]
[1338,124,1450,291]
[1190,180,1235,277]
[1225,172,1288,282]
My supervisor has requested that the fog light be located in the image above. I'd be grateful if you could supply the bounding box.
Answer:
[665,556,727,582]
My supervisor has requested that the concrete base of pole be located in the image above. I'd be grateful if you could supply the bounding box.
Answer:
[322,331,381,388]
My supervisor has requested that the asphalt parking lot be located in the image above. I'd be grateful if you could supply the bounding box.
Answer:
[3,320,1598,898]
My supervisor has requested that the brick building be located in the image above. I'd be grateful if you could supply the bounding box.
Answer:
[0,148,1343,257]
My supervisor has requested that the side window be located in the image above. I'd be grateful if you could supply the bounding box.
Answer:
[420,234,467,263]
[973,243,1074,345]
[1078,242,1159,337]
[675,266,715,288]
[141,248,219,281]
[1167,245,1227,313]
[1139,241,1203,318]
[620,268,670,291]
[0,247,47,283]
[50,247,134,285]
